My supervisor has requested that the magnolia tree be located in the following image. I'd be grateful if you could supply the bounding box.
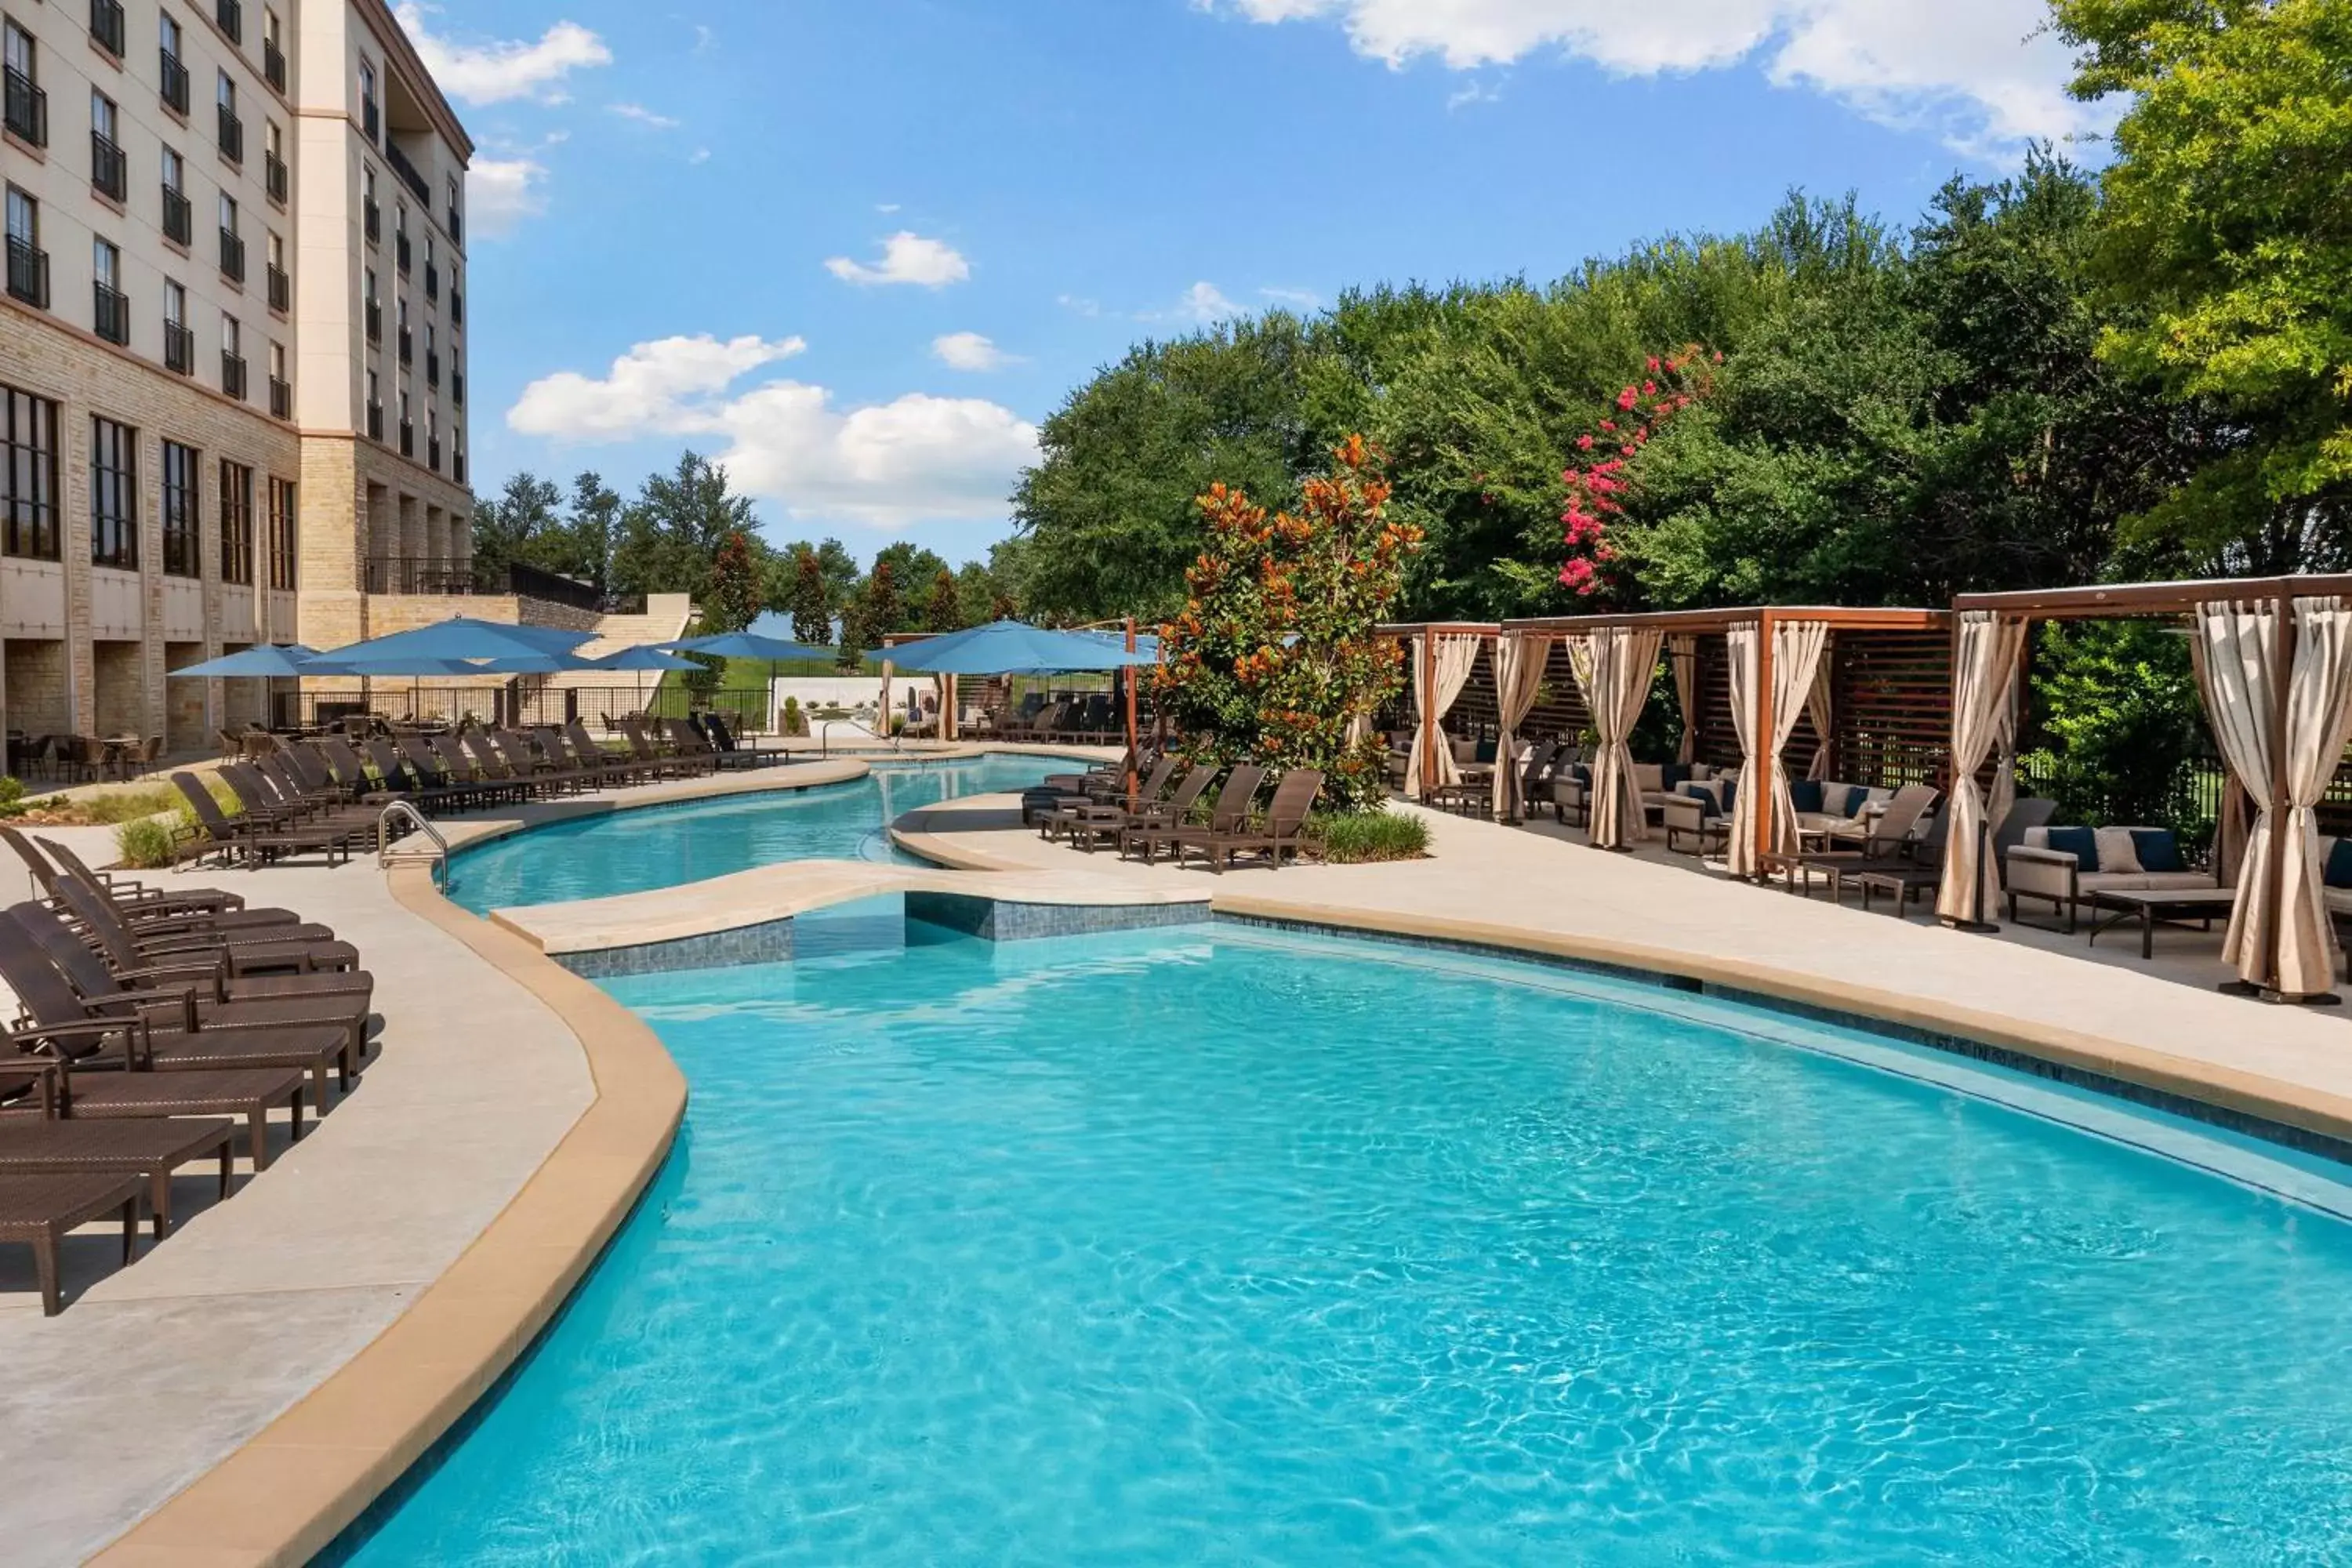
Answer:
[1155,436,1422,813]
[1559,346,1719,600]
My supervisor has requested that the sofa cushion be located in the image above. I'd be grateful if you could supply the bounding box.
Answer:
[1789,779,1824,815]
[1659,762,1690,793]
[1632,763,1664,793]
[2130,828,2185,875]
[1450,737,1478,764]
[2093,827,2143,875]
[1474,736,1498,764]
[1679,780,1723,818]
[2326,837,2352,891]
[2043,825,2097,867]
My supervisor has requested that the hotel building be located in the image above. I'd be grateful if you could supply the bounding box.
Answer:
[0,0,473,752]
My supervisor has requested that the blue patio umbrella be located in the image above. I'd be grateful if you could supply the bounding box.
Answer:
[301,654,488,677]
[590,644,702,717]
[167,644,328,678]
[660,630,833,662]
[469,651,594,675]
[319,615,594,666]
[882,619,1157,677]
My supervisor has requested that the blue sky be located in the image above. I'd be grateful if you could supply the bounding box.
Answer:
[413,0,2096,568]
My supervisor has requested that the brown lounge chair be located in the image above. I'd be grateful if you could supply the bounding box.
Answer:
[1106,764,1218,859]
[16,832,302,936]
[1172,768,1325,873]
[566,719,652,786]
[0,1112,236,1241]
[0,1170,146,1314]
[1122,765,1265,866]
[51,868,358,978]
[172,771,357,869]
[0,1047,306,1172]
[1040,756,1180,846]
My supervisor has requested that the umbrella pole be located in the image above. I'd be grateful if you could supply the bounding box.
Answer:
[1124,615,1138,798]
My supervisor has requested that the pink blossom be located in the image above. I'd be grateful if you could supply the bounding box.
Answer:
[1646,356,1661,372]
[1577,434,1594,452]
[1617,387,1638,412]
[1559,558,1597,591]
[1641,380,1657,397]
[1599,419,1617,433]
[1621,445,1635,456]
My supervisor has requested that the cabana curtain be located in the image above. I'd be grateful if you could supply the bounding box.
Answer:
[1934,611,2029,922]
[1404,633,1483,797]
[1568,626,1664,848]
[1493,631,1551,819]
[2187,632,2250,884]
[2198,600,2285,986]
[1668,635,1700,766]
[1803,654,1834,780]
[1725,622,1762,877]
[1765,620,1831,862]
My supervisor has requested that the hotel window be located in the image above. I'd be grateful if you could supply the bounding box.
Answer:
[1,383,60,560]
[267,475,296,590]
[89,416,138,569]
[4,185,41,309]
[93,238,128,343]
[162,440,200,576]
[219,459,253,584]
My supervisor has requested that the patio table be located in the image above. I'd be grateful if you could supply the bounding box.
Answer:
[2085,887,2240,961]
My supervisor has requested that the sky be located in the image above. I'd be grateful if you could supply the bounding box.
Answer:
[415,0,2107,568]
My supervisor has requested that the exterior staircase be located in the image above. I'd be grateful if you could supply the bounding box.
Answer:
[543,593,695,691]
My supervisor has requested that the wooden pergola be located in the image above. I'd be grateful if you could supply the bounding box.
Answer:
[1498,605,1952,868]
[1373,622,1501,804]
[1950,573,2352,1000]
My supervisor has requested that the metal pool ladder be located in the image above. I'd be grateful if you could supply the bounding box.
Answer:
[376,801,449,892]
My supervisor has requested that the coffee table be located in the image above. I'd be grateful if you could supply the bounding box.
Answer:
[2085,887,2238,960]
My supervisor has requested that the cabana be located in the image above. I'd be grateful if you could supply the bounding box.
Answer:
[1373,622,1504,808]
[1940,575,2352,1004]
[1499,606,1952,868]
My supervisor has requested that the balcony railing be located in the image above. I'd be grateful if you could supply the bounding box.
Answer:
[397,419,413,457]
[451,370,464,406]
[160,50,189,116]
[426,350,439,387]
[268,376,290,419]
[216,0,242,45]
[394,230,411,274]
[363,198,380,244]
[365,558,603,610]
[446,208,462,246]
[263,38,285,93]
[3,66,45,147]
[428,435,441,471]
[365,299,381,342]
[162,185,191,245]
[91,132,128,202]
[217,103,242,163]
[449,289,463,327]
[267,263,289,313]
[264,150,287,205]
[452,450,466,485]
[361,97,379,143]
[397,325,412,363]
[385,140,430,201]
[366,401,383,440]
[165,320,194,373]
[424,263,438,301]
[5,238,47,309]
[93,281,129,344]
[222,351,247,400]
[219,227,245,282]
[89,0,127,58]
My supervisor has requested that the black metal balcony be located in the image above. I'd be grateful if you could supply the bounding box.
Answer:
[446,208,462,246]
[449,289,463,327]
[263,38,285,93]
[363,198,380,244]
[267,263,289,313]
[397,325,412,363]
[219,227,245,282]
[217,103,242,163]
[93,281,129,344]
[452,451,466,485]
[216,0,242,45]
[89,0,127,57]
[426,350,439,387]
[386,140,429,201]
[451,370,464,407]
[162,185,191,245]
[3,66,45,147]
[395,230,411,274]
[398,419,413,458]
[361,97,379,143]
[222,352,247,400]
[366,401,383,440]
[165,321,194,373]
[5,238,47,309]
[424,263,437,301]
[265,150,287,205]
[91,132,128,202]
[269,376,290,419]
[365,299,381,343]
[427,435,441,471]
[160,50,189,115]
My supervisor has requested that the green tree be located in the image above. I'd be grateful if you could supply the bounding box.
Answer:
[788,549,833,645]
[924,568,964,633]
[470,473,563,583]
[2052,0,2352,571]
[701,529,764,634]
[609,452,763,598]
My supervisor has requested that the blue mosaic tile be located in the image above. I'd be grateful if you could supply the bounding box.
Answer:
[905,892,1210,942]
[555,917,796,978]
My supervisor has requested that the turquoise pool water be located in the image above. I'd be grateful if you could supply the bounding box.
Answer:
[446,753,1084,913]
[338,922,2352,1565]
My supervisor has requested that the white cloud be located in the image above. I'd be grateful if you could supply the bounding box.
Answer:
[394,5,612,106]
[824,232,971,289]
[688,147,711,165]
[1178,281,1240,322]
[877,202,902,214]
[1446,79,1504,111]
[1260,286,1323,310]
[507,335,1036,527]
[1210,0,2098,154]
[1057,293,1102,318]
[467,156,550,237]
[933,332,1020,372]
[608,102,681,129]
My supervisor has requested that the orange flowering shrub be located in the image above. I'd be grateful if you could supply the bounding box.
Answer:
[1154,436,1421,812]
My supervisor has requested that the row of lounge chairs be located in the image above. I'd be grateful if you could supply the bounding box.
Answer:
[991,695,1129,746]
[1026,754,1326,872]
[0,829,373,1313]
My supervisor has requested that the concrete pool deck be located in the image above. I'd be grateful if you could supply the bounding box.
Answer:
[16,743,2352,1563]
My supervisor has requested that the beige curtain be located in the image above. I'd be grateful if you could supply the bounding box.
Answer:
[1668,635,1700,765]
[1804,651,1835,779]
[1403,633,1482,797]
[1763,620,1831,861]
[2199,600,2285,986]
[1987,671,2022,848]
[1570,626,1664,848]
[2187,630,2250,885]
[1935,612,2030,921]
[2263,598,2352,996]
[1725,621,1762,877]
[1492,631,1551,819]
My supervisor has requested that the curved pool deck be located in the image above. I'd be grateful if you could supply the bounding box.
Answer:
[33,748,2352,1563]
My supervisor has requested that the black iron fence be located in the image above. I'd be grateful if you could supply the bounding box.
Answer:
[358,556,644,616]
[280,684,779,734]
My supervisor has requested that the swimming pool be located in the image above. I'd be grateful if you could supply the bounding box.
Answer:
[447,753,1086,914]
[336,921,2352,1564]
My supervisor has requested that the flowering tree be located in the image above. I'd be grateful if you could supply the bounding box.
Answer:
[1156,436,1421,813]
[1559,347,1719,600]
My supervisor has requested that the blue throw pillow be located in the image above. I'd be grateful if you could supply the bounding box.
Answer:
[1660,762,1690,793]
[1721,777,1736,818]
[2326,839,2352,891]
[2130,829,2185,874]
[1677,781,1719,818]
[1789,779,1824,815]
[1474,737,1498,764]
[2044,825,2098,868]
[1841,786,1874,818]
[1571,763,1592,787]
